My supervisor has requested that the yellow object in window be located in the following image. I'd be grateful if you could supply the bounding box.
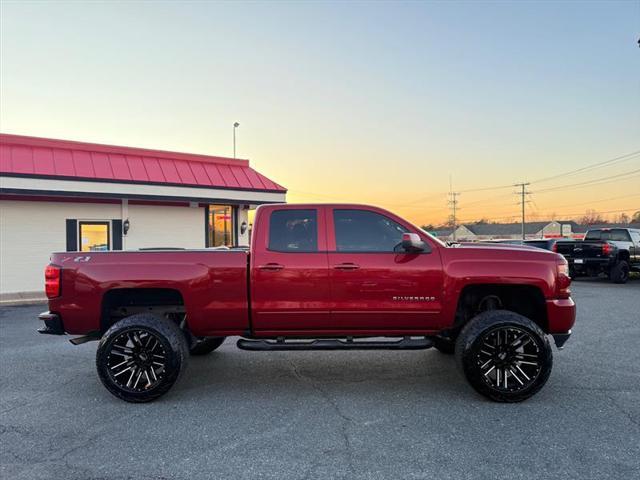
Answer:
[79,222,110,252]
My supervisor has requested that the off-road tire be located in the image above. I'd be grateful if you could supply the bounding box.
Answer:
[190,337,226,356]
[455,310,553,403]
[433,335,455,354]
[96,313,189,403]
[609,260,629,284]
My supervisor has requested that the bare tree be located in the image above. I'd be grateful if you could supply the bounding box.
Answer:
[579,209,606,225]
[611,213,630,224]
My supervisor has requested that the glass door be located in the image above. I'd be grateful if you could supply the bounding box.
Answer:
[207,205,235,247]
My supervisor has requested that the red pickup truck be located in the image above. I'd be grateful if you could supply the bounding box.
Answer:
[39,204,575,403]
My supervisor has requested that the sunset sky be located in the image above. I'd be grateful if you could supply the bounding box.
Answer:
[1,1,638,225]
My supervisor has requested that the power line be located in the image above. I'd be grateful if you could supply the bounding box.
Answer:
[535,193,640,211]
[530,150,640,184]
[455,192,639,219]
[455,207,636,224]
[289,151,640,221]
[534,169,640,194]
[462,192,515,208]
[458,184,513,194]
[453,150,640,194]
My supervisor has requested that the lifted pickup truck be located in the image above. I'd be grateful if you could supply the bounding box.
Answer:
[40,204,575,403]
[555,228,640,283]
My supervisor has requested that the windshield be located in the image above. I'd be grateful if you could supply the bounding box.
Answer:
[585,229,631,242]
[419,228,448,247]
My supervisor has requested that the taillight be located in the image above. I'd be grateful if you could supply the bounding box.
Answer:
[552,242,558,253]
[602,243,612,256]
[44,265,61,298]
[556,260,571,299]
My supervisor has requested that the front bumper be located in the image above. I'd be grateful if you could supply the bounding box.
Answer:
[546,298,575,348]
[37,311,65,335]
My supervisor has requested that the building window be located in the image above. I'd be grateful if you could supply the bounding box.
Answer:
[79,221,111,252]
[207,205,235,247]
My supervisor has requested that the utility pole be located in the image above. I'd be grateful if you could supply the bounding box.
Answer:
[448,192,460,241]
[233,122,240,158]
[514,182,531,240]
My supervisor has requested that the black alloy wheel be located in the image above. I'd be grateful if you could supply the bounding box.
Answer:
[96,314,188,403]
[474,326,542,392]
[455,310,553,402]
[106,329,167,391]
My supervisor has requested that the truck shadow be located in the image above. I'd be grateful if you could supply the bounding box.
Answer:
[176,347,472,402]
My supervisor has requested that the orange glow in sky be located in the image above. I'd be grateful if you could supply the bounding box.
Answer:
[1,2,638,225]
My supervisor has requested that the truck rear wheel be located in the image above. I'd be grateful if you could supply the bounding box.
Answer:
[609,260,629,284]
[455,310,553,403]
[96,313,189,403]
[190,337,226,355]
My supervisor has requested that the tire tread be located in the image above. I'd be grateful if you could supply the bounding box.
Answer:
[96,313,189,403]
[454,310,553,403]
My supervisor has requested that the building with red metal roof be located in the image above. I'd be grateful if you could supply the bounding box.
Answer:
[0,133,286,302]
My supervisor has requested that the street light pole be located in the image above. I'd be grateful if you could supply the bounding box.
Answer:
[233,122,240,158]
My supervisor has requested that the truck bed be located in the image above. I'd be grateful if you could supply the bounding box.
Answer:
[48,250,250,336]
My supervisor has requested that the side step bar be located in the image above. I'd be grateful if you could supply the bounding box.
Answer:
[237,336,433,351]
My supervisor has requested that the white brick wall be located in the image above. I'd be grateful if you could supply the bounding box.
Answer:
[0,200,205,296]
[1,200,121,295]
[124,203,204,250]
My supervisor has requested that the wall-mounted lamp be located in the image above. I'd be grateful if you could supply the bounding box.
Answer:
[123,218,130,235]
[240,221,248,235]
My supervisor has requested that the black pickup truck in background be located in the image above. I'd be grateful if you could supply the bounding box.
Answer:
[555,228,640,283]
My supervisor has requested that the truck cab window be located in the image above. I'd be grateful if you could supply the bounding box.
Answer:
[586,229,631,242]
[333,209,407,252]
[269,209,318,252]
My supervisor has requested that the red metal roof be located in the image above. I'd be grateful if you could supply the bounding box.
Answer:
[0,133,286,193]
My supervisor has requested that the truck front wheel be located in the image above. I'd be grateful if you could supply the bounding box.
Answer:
[96,313,189,403]
[455,310,553,402]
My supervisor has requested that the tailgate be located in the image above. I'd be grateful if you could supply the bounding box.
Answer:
[570,241,606,259]
[556,241,607,260]
[555,242,576,257]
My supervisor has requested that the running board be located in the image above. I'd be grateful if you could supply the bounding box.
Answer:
[237,336,433,351]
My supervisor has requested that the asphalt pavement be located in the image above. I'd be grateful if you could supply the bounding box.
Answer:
[1,278,639,480]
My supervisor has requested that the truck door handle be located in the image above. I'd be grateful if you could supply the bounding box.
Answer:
[333,263,360,270]
[258,263,284,271]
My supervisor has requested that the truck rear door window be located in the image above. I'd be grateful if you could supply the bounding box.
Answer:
[269,209,318,252]
[333,209,407,252]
